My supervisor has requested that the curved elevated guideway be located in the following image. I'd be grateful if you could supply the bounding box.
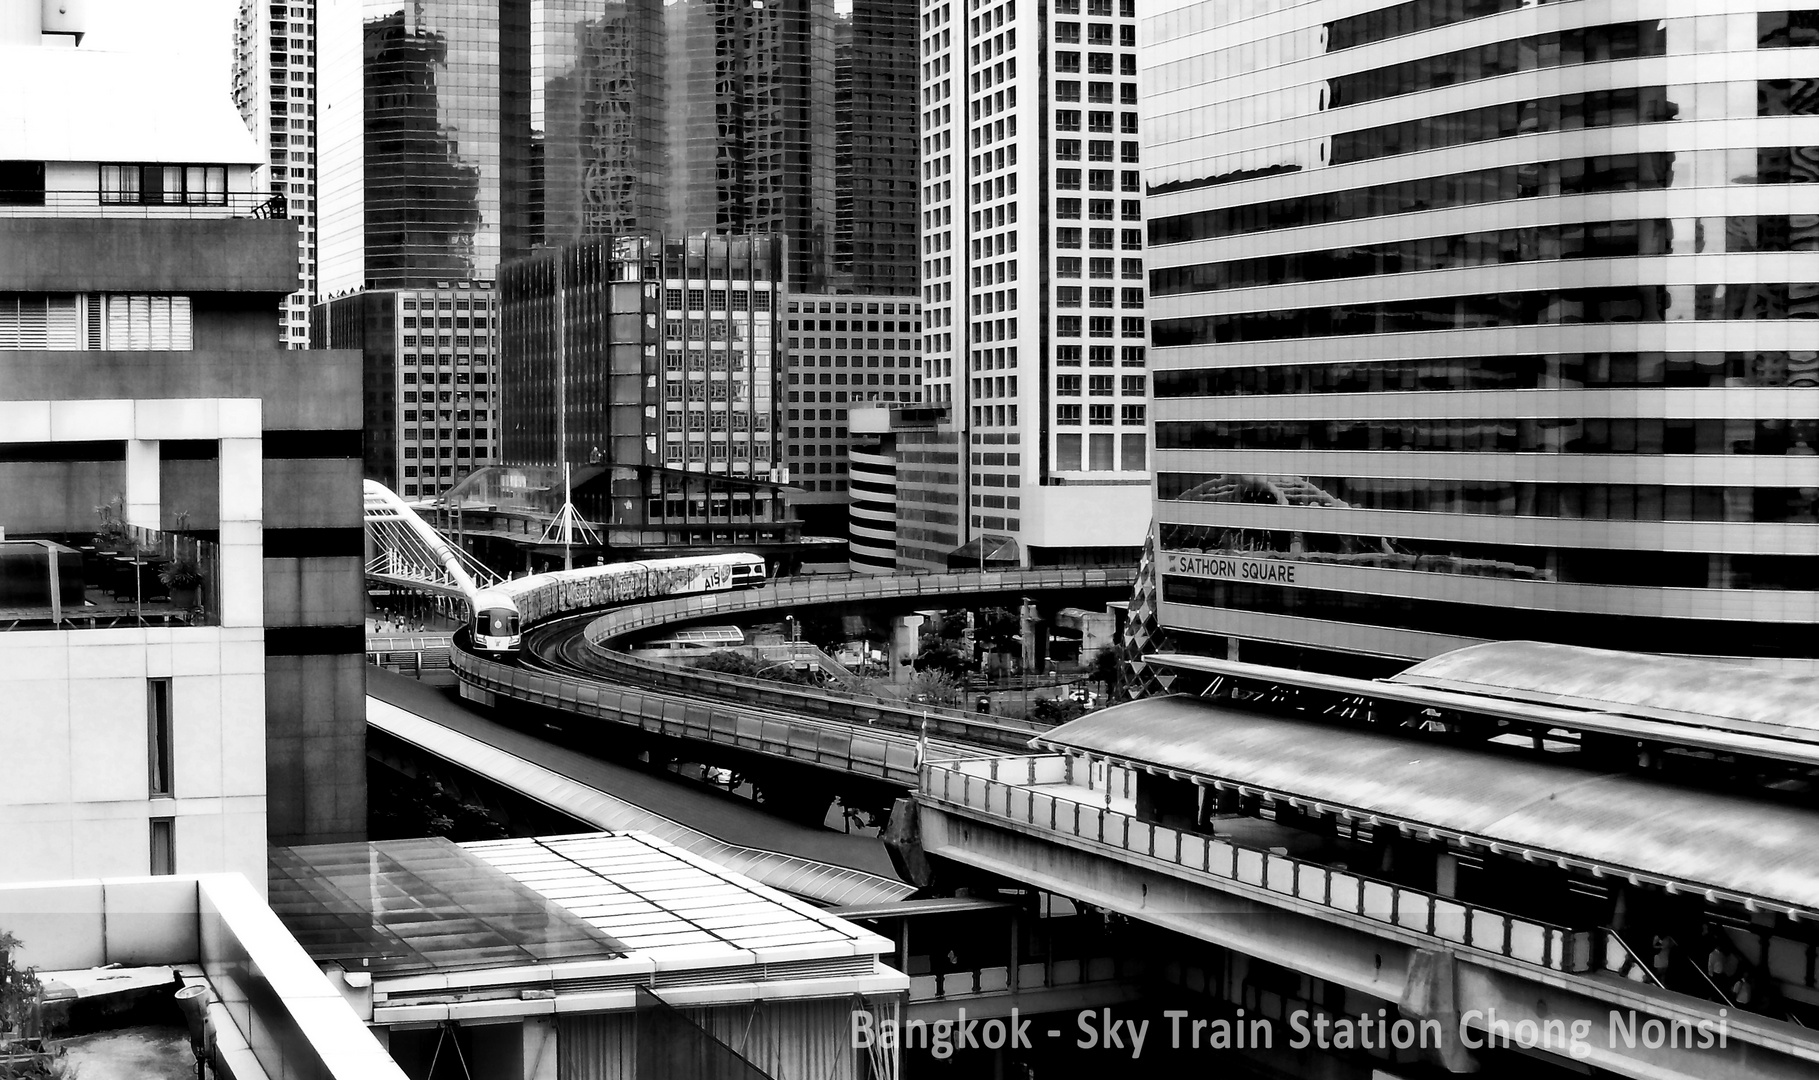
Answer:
[451,568,1135,784]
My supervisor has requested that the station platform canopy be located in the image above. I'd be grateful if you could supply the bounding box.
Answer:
[1148,644,1819,768]
[1391,640,1819,735]
[1035,695,1819,917]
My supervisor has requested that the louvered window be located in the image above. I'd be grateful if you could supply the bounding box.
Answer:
[104,295,193,349]
[0,294,81,348]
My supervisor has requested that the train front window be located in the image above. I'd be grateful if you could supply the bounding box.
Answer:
[482,611,517,637]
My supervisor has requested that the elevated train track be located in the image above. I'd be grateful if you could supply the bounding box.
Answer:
[451,567,1136,784]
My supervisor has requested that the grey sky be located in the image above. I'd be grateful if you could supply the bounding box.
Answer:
[81,0,239,86]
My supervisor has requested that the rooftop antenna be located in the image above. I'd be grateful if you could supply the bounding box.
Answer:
[540,462,601,571]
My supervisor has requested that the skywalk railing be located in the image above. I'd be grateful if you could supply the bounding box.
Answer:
[922,754,1594,975]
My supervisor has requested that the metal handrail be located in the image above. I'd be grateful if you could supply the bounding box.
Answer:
[922,755,1589,973]
[451,645,955,785]
[0,189,288,218]
[1602,927,1667,988]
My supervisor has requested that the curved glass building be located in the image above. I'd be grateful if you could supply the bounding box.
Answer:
[1140,0,1819,671]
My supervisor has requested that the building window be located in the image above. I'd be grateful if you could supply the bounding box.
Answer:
[105,295,194,350]
[0,160,46,206]
[149,818,175,876]
[100,164,228,206]
[147,679,172,797]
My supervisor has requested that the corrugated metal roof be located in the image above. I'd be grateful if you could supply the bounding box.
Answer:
[1037,695,1819,913]
[1392,640,1819,734]
[0,46,263,164]
[1147,652,1819,766]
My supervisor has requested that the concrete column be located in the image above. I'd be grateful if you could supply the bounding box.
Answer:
[1018,599,1039,674]
[891,613,924,684]
[124,439,160,529]
[522,1017,558,1080]
[217,437,264,628]
[1436,852,1459,898]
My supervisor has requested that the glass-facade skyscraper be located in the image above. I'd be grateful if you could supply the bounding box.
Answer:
[318,0,531,293]
[531,0,919,293]
[1139,0,1819,672]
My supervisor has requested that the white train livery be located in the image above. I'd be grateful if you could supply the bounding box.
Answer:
[470,553,767,654]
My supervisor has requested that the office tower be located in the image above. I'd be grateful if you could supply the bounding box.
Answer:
[913,0,1153,571]
[496,234,806,555]
[535,0,667,244]
[0,11,366,875]
[1140,0,1819,672]
[527,0,918,294]
[311,282,498,501]
[317,0,531,293]
[232,0,319,348]
[315,0,520,494]
[847,404,948,573]
[783,293,923,536]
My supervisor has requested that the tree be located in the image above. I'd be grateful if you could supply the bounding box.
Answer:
[914,640,966,677]
[0,930,62,1077]
[974,606,1021,652]
[1091,645,1121,694]
[1027,696,1087,725]
[691,650,815,685]
[933,610,968,641]
[905,669,964,706]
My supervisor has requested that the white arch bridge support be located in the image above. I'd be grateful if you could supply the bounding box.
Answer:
[363,480,502,602]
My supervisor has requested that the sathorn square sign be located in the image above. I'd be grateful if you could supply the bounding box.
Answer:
[1162,551,1301,585]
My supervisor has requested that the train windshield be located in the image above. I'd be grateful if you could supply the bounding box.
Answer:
[478,609,518,637]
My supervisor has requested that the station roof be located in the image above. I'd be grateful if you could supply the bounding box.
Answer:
[1391,640,1819,736]
[274,832,896,979]
[270,838,627,977]
[463,834,893,961]
[1036,695,1819,915]
[1147,650,1819,768]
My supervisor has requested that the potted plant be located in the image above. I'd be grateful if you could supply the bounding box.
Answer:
[159,556,205,608]
[93,494,137,555]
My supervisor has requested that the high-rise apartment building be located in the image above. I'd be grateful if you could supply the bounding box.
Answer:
[783,293,923,535]
[1140,0,1819,672]
[232,0,318,347]
[495,234,807,556]
[913,0,1153,571]
[0,11,366,874]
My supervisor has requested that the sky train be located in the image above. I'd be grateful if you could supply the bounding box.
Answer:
[470,553,768,654]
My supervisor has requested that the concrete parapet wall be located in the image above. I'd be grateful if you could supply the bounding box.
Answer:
[0,350,361,431]
[0,217,301,294]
